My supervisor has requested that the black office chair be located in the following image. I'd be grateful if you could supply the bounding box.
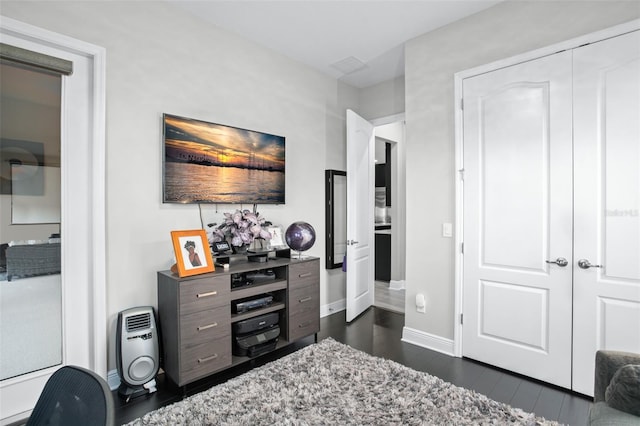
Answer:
[26,365,115,426]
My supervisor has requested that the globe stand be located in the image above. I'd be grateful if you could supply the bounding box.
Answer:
[294,250,311,260]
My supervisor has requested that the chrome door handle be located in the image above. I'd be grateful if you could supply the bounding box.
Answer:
[578,259,602,269]
[546,257,568,267]
[347,240,359,246]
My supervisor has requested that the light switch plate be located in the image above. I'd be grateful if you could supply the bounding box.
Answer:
[442,223,453,238]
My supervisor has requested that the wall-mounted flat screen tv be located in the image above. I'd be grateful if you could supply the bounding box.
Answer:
[163,113,285,204]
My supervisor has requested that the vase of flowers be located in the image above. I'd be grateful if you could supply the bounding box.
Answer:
[209,209,271,251]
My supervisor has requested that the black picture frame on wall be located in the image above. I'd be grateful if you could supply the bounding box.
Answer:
[325,169,346,269]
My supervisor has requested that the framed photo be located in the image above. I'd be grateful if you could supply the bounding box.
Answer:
[170,229,214,277]
[267,225,287,249]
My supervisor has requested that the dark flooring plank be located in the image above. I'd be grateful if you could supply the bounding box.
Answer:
[558,392,592,426]
[535,386,567,422]
[488,373,522,406]
[447,358,489,390]
[468,365,504,397]
[509,379,543,413]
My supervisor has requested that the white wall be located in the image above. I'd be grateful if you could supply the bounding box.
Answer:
[404,0,640,342]
[358,76,405,121]
[1,0,362,370]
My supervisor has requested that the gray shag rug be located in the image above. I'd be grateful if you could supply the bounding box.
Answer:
[127,338,559,425]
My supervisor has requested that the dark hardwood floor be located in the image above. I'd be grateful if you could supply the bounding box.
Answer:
[114,307,592,425]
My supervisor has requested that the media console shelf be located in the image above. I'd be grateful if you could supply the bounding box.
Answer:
[157,256,319,387]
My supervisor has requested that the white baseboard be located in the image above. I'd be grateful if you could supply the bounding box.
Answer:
[401,326,455,356]
[389,280,405,290]
[321,299,345,318]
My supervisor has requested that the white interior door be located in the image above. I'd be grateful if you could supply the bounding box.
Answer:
[572,30,640,396]
[462,52,574,388]
[346,109,375,322]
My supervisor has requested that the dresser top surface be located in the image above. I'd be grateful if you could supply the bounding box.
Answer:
[158,256,318,281]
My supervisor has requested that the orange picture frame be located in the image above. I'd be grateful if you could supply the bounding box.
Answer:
[170,229,214,277]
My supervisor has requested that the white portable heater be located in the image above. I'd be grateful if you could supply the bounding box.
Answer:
[116,306,160,401]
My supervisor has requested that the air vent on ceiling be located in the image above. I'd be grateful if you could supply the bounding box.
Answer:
[330,56,368,75]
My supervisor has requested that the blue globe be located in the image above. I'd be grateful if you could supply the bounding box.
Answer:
[285,222,316,253]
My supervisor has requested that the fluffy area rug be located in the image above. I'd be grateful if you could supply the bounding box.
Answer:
[127,338,559,425]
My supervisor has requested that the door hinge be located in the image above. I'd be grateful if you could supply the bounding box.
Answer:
[460,314,464,325]
[461,242,464,254]
[460,98,464,110]
[458,168,465,181]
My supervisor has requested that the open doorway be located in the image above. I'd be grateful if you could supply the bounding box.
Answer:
[345,110,405,322]
[372,118,405,313]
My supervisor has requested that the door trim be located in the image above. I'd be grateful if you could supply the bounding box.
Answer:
[453,18,640,358]
[0,16,106,423]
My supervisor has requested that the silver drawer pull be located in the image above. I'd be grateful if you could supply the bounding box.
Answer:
[298,321,312,328]
[197,322,218,331]
[198,354,218,363]
[299,296,312,303]
[197,290,217,298]
[298,272,312,278]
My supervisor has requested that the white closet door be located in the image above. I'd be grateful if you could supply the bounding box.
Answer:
[462,51,574,388]
[572,30,640,396]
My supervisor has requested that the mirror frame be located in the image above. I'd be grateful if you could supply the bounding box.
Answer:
[325,169,346,269]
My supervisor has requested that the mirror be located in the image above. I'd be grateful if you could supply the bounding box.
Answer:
[325,169,346,269]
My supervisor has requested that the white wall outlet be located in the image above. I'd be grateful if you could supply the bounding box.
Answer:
[415,293,426,313]
[442,222,453,238]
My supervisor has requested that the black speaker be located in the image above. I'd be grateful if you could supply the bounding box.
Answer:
[116,306,159,402]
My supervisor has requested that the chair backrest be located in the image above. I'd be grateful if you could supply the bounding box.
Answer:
[26,365,115,426]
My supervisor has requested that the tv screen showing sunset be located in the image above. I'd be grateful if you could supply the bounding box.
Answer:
[163,114,285,204]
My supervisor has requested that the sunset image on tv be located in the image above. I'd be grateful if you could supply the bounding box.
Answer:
[163,114,285,204]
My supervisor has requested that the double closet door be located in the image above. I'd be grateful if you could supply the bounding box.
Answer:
[461,29,640,396]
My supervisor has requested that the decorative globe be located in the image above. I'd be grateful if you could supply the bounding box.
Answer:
[285,222,316,255]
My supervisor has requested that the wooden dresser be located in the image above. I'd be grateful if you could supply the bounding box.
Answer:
[157,256,319,386]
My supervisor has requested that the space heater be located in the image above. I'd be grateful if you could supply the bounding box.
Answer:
[116,306,160,402]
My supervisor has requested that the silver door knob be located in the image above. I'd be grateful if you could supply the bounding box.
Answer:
[546,257,568,267]
[347,240,359,246]
[578,259,602,269]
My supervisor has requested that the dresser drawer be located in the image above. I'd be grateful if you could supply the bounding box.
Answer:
[288,307,320,342]
[180,276,230,315]
[180,307,230,348]
[288,284,319,318]
[180,335,231,385]
[289,260,319,289]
